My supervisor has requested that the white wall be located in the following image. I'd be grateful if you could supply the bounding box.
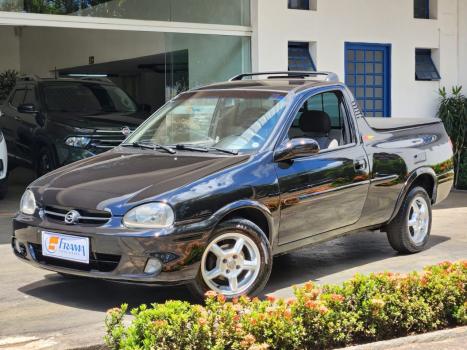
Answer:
[0,26,20,72]
[459,0,467,89]
[252,0,462,117]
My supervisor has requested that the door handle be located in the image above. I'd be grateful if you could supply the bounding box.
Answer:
[354,158,367,171]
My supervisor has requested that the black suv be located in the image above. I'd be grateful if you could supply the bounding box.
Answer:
[0,75,149,176]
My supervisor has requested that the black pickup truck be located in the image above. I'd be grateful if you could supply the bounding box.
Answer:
[12,72,454,299]
[0,76,148,176]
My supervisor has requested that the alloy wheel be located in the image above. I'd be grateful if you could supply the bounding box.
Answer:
[201,232,261,296]
[407,196,430,245]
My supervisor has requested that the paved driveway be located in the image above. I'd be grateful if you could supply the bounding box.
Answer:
[0,168,466,349]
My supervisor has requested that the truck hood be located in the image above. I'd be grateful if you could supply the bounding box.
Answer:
[48,111,146,129]
[31,149,249,214]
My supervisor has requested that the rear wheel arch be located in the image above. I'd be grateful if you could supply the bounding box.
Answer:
[409,173,436,203]
[389,168,437,222]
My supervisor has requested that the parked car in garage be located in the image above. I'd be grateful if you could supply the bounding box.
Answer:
[12,72,454,299]
[0,75,149,176]
[0,128,7,199]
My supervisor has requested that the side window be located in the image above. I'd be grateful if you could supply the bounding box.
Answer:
[10,89,26,108]
[24,87,36,105]
[288,90,354,150]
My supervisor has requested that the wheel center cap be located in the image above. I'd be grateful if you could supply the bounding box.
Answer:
[227,260,236,270]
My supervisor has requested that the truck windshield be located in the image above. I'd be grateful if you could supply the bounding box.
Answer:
[43,82,138,114]
[125,90,288,153]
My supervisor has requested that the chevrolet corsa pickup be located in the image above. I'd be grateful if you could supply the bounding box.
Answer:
[12,72,454,299]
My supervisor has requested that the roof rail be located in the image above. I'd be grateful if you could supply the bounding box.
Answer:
[17,74,40,82]
[229,71,340,82]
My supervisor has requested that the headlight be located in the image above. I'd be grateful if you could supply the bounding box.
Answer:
[65,136,91,148]
[20,189,36,215]
[123,202,174,229]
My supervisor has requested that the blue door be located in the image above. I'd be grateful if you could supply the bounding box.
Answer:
[345,43,391,117]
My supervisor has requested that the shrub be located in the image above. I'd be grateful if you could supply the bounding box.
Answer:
[438,86,467,189]
[105,261,467,350]
[0,69,19,103]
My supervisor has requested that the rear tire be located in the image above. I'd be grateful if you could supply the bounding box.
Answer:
[189,218,272,301]
[384,187,432,254]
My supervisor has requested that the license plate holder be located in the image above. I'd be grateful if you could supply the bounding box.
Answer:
[41,231,90,264]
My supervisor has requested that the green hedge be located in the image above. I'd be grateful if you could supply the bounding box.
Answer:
[105,261,467,350]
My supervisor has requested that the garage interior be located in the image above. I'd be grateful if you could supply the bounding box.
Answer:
[0,25,250,111]
[0,23,250,193]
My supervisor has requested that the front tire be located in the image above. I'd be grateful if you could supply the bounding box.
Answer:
[190,218,272,300]
[385,187,432,254]
[36,146,57,177]
[0,176,7,200]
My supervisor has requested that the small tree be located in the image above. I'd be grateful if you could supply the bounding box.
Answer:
[0,69,19,103]
[438,86,467,189]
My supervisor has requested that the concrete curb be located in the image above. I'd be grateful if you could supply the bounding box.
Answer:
[338,326,467,350]
[66,327,467,350]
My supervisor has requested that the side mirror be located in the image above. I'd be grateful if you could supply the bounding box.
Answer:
[17,104,38,114]
[274,138,320,162]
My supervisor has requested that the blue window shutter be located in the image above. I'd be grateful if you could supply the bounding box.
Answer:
[415,49,440,81]
[288,42,316,71]
[288,0,310,10]
[414,0,430,19]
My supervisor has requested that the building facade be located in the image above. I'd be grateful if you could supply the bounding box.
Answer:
[0,0,466,117]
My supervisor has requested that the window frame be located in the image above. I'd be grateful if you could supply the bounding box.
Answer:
[276,86,359,155]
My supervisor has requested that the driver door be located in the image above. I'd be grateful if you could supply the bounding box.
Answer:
[15,85,39,165]
[276,89,370,245]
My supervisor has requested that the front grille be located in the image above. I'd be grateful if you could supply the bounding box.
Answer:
[44,206,111,225]
[29,243,121,272]
[89,128,134,149]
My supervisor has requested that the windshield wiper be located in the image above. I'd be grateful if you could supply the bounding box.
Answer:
[173,144,238,155]
[122,141,176,154]
[207,146,239,155]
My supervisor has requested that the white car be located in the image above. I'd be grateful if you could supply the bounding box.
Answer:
[0,129,7,199]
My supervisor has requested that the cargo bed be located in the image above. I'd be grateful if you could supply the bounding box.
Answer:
[365,117,441,132]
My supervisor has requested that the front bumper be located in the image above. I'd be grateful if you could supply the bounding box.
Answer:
[12,215,211,285]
